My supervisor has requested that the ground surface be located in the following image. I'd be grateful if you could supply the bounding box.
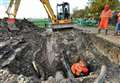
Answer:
[74,25,120,46]
[0,19,120,83]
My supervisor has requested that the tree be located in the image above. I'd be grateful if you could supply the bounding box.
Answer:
[88,0,120,15]
[72,9,85,18]
[72,0,120,18]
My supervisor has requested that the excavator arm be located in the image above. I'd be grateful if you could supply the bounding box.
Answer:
[40,0,58,24]
[6,0,21,18]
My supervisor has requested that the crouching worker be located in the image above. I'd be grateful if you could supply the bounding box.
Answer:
[115,13,120,35]
[71,58,89,77]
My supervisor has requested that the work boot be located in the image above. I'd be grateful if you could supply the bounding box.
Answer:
[98,29,101,34]
[105,29,108,35]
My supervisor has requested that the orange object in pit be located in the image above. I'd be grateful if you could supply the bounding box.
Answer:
[71,60,89,76]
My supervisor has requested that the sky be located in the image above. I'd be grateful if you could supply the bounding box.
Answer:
[0,0,88,18]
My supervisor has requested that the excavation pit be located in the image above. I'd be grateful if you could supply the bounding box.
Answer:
[0,19,120,83]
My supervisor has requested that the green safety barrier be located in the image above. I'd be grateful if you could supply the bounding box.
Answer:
[32,19,49,28]
[72,18,98,27]
[32,18,98,28]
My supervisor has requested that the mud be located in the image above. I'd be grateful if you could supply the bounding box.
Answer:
[0,19,120,83]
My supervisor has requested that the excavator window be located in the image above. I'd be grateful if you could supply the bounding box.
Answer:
[64,6,69,19]
[57,4,64,20]
[57,5,62,20]
[63,2,70,19]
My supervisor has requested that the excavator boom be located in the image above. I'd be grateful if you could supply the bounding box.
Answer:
[40,0,58,24]
[6,0,21,18]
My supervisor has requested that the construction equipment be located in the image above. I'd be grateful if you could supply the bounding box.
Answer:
[40,0,71,24]
[2,0,21,31]
[6,0,73,30]
[40,0,73,31]
[6,0,21,23]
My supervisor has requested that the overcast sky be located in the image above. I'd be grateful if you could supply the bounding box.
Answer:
[0,0,88,18]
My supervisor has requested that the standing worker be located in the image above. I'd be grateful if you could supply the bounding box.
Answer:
[98,4,112,35]
[115,12,120,35]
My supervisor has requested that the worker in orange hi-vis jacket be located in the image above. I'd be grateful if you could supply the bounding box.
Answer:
[98,4,112,35]
[71,58,89,77]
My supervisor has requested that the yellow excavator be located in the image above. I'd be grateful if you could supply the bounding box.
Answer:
[41,0,73,31]
[6,0,73,30]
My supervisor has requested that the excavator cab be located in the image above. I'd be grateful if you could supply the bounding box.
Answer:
[57,2,70,20]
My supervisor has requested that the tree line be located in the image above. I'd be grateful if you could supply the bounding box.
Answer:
[72,0,120,19]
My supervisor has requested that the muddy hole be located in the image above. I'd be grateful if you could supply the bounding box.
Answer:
[0,20,120,83]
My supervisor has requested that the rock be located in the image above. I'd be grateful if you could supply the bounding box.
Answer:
[47,76,56,83]
[94,65,107,83]
[55,71,64,81]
